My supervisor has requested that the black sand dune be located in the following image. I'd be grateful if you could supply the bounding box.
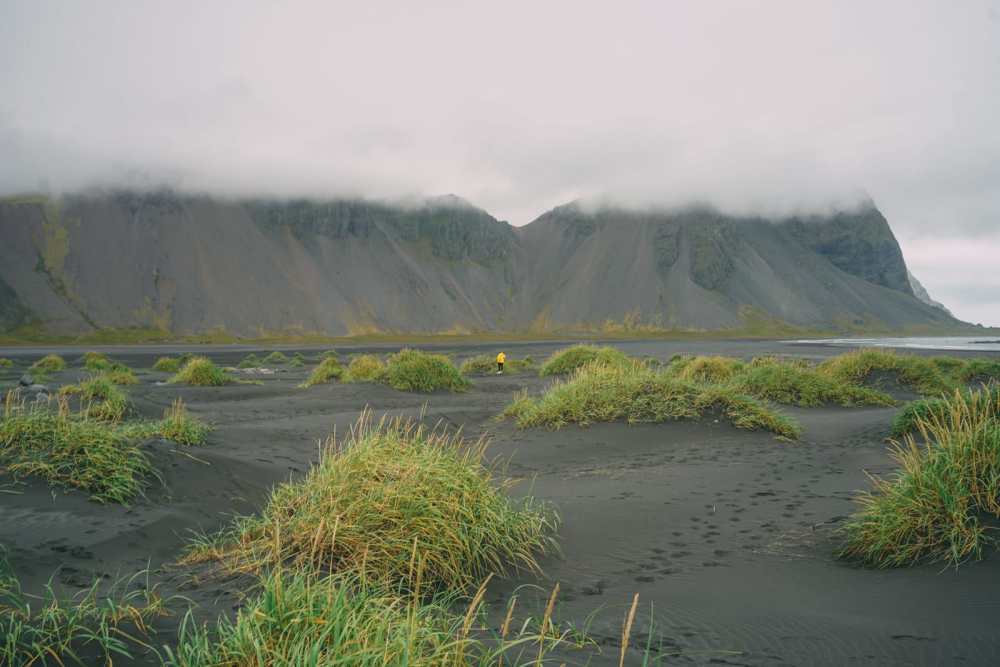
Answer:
[2,339,999,665]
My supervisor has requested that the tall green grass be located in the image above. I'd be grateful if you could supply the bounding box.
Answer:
[0,394,152,503]
[0,358,13,369]
[504,361,799,438]
[163,568,576,667]
[819,349,955,395]
[60,374,132,423]
[237,353,262,369]
[158,398,211,446]
[299,356,344,388]
[30,354,66,374]
[169,357,233,386]
[342,354,386,383]
[890,385,1000,438]
[183,412,556,592]
[538,345,628,376]
[841,387,1000,567]
[0,554,168,666]
[672,355,745,384]
[380,349,470,392]
[729,360,895,407]
[263,351,290,365]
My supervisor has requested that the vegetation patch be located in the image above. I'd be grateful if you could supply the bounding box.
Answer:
[158,398,211,446]
[237,353,262,369]
[342,354,385,383]
[30,354,66,374]
[891,385,1000,438]
[289,352,306,368]
[672,355,745,384]
[730,359,895,407]
[0,358,13,368]
[819,349,955,396]
[61,374,132,423]
[380,349,470,392]
[183,413,556,592]
[299,356,344,388]
[459,354,535,376]
[169,357,234,386]
[504,360,799,438]
[262,351,289,365]
[0,395,153,503]
[163,568,575,667]
[841,387,1000,567]
[152,355,186,373]
[539,344,629,376]
[0,554,168,667]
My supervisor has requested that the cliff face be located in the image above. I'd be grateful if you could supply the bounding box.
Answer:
[0,191,961,336]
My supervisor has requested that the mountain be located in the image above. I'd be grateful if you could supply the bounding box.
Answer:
[0,190,964,337]
[907,270,953,317]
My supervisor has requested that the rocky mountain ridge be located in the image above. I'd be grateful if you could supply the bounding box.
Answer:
[0,190,962,336]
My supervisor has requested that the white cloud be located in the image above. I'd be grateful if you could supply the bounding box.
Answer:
[1,0,998,322]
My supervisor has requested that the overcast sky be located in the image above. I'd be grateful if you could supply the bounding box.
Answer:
[1,1,998,325]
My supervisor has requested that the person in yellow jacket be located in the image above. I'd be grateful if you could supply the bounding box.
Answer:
[496,351,506,375]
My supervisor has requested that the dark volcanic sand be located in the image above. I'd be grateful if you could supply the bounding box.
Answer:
[2,339,1000,665]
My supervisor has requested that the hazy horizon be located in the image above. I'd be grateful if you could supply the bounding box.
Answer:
[2,1,998,325]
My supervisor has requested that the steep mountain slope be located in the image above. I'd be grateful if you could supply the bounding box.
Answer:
[0,191,522,336]
[512,202,957,331]
[0,191,963,336]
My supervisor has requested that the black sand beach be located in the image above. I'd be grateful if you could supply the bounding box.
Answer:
[2,339,1000,665]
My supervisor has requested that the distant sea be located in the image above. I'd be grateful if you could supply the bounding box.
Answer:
[789,336,1000,352]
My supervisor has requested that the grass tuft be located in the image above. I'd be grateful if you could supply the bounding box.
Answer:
[262,351,289,365]
[299,356,344,388]
[819,349,954,396]
[158,398,211,446]
[163,568,576,667]
[342,354,386,383]
[672,355,745,384]
[0,553,168,666]
[730,359,895,407]
[538,345,629,376]
[183,411,556,592]
[380,349,470,392]
[169,357,233,386]
[152,356,183,373]
[505,360,799,438]
[30,354,66,374]
[841,386,1000,567]
[0,393,153,503]
[0,358,13,368]
[237,353,262,369]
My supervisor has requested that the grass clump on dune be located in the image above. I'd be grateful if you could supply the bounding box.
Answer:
[673,355,745,384]
[730,360,895,407]
[841,387,1000,567]
[61,374,132,423]
[237,353,262,369]
[539,344,629,377]
[505,360,799,439]
[262,350,289,365]
[459,354,535,376]
[30,354,66,374]
[299,356,344,388]
[169,357,233,386]
[183,412,556,592]
[0,554,168,667]
[0,394,153,503]
[891,385,1000,438]
[342,354,386,383]
[152,356,183,373]
[380,349,469,392]
[0,358,13,368]
[158,398,211,446]
[164,568,576,667]
[819,349,955,396]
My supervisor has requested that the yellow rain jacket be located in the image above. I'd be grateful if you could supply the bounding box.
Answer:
[496,352,506,364]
